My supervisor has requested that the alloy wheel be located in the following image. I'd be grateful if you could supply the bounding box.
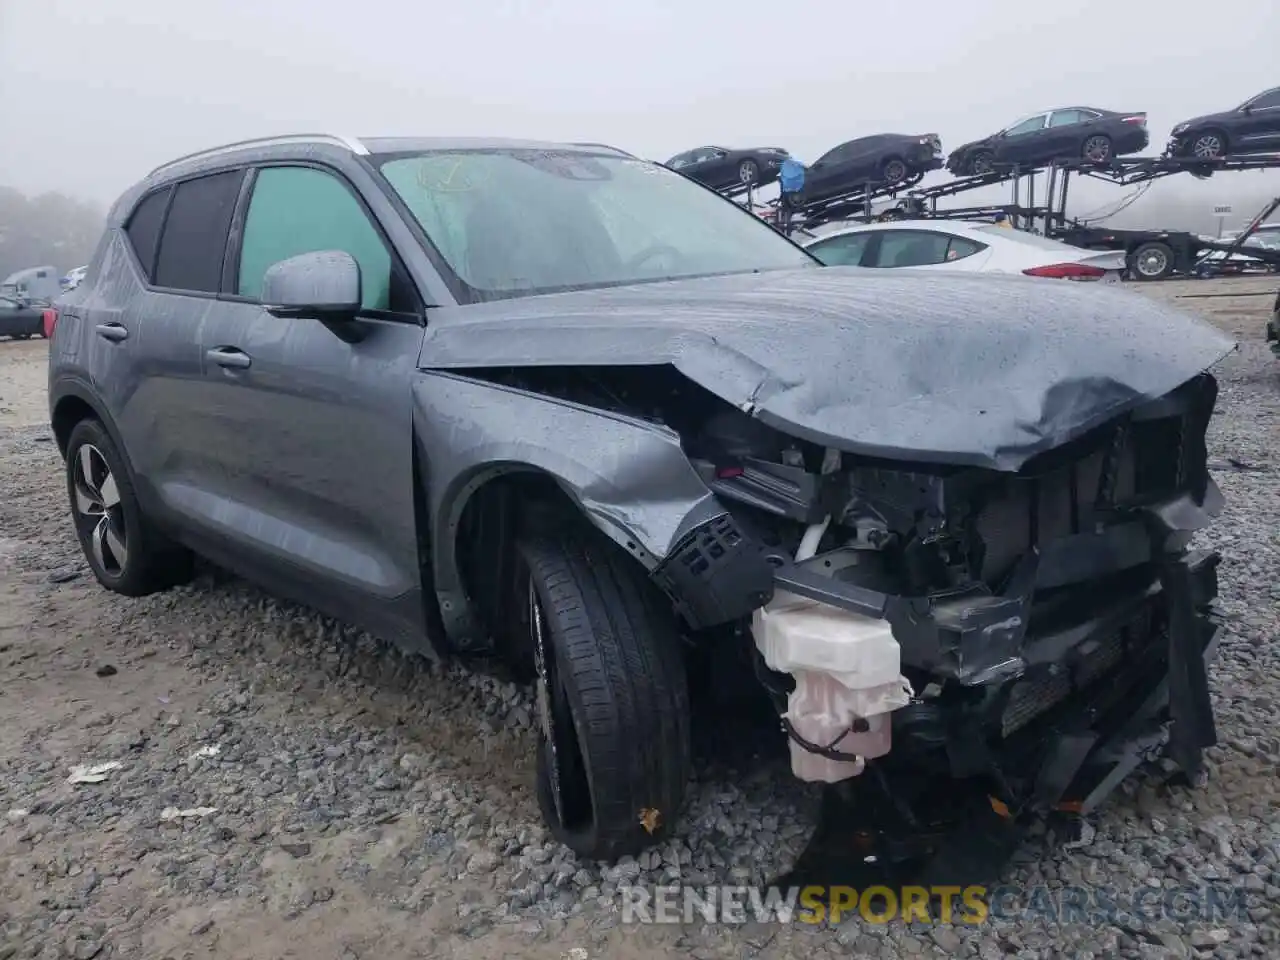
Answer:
[739,161,758,184]
[884,160,907,182]
[73,444,128,576]
[1193,135,1224,159]
[1083,136,1112,162]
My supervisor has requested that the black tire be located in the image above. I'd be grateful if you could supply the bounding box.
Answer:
[1129,241,1176,281]
[881,156,908,183]
[1082,134,1113,163]
[1190,129,1228,160]
[738,159,760,184]
[14,332,32,340]
[517,526,691,861]
[65,418,194,596]
[969,151,994,176]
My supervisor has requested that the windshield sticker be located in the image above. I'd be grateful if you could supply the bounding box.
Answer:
[415,157,489,192]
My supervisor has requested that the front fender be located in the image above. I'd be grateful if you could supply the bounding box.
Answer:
[411,371,724,640]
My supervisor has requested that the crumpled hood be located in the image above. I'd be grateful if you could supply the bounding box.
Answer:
[418,267,1235,471]
[950,137,995,160]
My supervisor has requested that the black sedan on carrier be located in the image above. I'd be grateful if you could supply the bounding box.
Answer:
[947,107,1149,176]
[664,145,791,189]
[1167,86,1280,159]
[791,133,943,206]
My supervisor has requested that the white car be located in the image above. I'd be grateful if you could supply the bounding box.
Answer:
[801,219,1127,281]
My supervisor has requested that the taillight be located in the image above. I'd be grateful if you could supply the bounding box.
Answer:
[1023,263,1108,280]
[42,308,57,337]
[1121,114,1147,126]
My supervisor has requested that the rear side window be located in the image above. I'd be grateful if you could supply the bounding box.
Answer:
[154,170,243,293]
[236,166,392,311]
[871,230,986,268]
[124,187,171,281]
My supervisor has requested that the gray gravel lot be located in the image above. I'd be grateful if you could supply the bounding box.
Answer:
[1,276,1277,960]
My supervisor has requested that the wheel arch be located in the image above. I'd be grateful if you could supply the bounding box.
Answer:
[50,380,127,465]
[426,457,704,656]
[409,372,727,654]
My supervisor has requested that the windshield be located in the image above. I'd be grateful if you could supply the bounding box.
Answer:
[376,149,816,302]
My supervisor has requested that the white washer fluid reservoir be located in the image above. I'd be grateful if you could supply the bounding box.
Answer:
[752,590,913,783]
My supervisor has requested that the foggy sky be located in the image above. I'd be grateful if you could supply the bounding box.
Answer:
[2,0,1278,232]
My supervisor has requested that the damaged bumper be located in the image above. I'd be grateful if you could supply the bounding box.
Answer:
[651,374,1225,808]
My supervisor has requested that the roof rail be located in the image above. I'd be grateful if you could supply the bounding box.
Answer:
[568,141,636,158]
[148,133,368,177]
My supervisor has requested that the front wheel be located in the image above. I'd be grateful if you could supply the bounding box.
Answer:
[1191,130,1228,159]
[881,157,908,183]
[969,151,994,176]
[516,527,691,862]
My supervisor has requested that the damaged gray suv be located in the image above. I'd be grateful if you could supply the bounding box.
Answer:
[49,134,1235,869]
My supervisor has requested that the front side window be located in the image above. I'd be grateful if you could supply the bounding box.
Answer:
[237,166,392,311]
[153,170,243,293]
[1248,89,1280,110]
[807,232,872,266]
[376,149,816,302]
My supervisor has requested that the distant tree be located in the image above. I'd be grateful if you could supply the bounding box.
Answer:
[0,186,104,282]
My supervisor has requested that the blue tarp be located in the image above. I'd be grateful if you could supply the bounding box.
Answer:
[779,158,805,194]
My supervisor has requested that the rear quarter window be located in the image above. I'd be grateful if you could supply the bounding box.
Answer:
[124,186,172,281]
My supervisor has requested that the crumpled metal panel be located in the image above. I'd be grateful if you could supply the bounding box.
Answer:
[417,267,1235,472]
[411,371,724,633]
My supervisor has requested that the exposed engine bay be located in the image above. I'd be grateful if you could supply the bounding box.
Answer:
[462,360,1223,876]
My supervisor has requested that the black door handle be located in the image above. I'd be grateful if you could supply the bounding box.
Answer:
[95,323,129,342]
[206,346,252,370]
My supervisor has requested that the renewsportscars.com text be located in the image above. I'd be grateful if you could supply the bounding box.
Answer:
[619,883,1254,926]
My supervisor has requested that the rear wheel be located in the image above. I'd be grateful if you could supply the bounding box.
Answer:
[516,525,691,861]
[1082,134,1113,163]
[64,418,194,596]
[1129,241,1175,281]
[738,159,760,184]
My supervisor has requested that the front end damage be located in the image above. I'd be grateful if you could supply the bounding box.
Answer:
[648,371,1224,877]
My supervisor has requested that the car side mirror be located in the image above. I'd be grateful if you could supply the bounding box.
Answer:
[261,250,365,341]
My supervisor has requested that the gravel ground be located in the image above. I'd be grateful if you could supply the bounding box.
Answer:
[1,276,1277,960]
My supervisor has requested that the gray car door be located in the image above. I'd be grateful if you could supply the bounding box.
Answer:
[112,171,246,519]
[189,162,428,644]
